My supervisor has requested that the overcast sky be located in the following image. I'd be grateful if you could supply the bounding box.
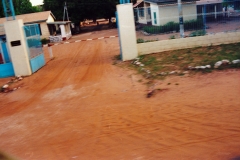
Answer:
[30,0,43,6]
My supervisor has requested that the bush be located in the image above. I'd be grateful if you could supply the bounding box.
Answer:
[109,22,117,28]
[137,38,159,43]
[169,35,175,39]
[184,19,204,30]
[143,19,204,34]
[189,30,206,37]
[41,38,49,45]
[137,38,145,43]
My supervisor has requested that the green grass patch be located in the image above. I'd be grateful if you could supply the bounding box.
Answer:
[137,38,158,43]
[169,35,176,39]
[189,30,206,37]
[137,38,145,43]
[121,43,240,80]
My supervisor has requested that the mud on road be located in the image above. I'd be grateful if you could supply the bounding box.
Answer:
[0,30,240,160]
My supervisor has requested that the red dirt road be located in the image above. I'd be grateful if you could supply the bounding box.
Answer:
[0,32,240,160]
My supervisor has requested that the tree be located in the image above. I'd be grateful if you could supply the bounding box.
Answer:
[14,0,35,14]
[43,0,65,20]
[32,5,43,13]
[222,0,239,8]
[0,2,4,17]
[43,0,119,26]
[132,0,137,4]
[102,0,119,22]
[0,0,42,18]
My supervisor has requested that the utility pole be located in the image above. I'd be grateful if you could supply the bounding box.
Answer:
[203,4,206,32]
[178,0,184,38]
[63,2,69,21]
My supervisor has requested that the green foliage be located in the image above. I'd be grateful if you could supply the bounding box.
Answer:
[132,0,137,4]
[164,21,179,32]
[184,19,204,30]
[142,56,157,66]
[169,35,175,39]
[114,54,121,60]
[32,5,43,12]
[171,54,178,60]
[145,39,158,43]
[137,38,144,43]
[189,30,206,37]
[143,19,204,34]
[153,65,163,72]
[43,0,118,25]
[15,0,35,14]
[143,21,179,34]
[127,42,240,79]
[222,0,235,7]
[0,0,42,17]
[137,38,158,43]
[235,2,240,10]
[41,38,48,44]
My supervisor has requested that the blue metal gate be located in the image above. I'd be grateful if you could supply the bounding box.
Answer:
[1,41,10,63]
[24,24,45,73]
[0,42,14,78]
[0,34,14,78]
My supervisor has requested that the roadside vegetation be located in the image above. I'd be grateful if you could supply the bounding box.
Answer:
[115,43,240,81]
[143,20,204,34]
[0,0,42,18]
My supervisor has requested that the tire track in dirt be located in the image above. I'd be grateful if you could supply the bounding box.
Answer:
[79,40,104,83]
[0,38,117,118]
[0,40,102,117]
[0,31,240,160]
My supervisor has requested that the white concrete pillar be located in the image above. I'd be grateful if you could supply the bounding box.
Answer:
[67,23,72,39]
[48,46,53,59]
[60,25,66,40]
[117,3,138,61]
[4,19,32,76]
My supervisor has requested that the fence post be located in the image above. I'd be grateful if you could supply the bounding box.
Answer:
[203,4,207,32]
[48,45,53,59]
[178,0,185,38]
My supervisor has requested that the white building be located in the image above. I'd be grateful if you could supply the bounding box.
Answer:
[134,0,198,26]
[0,11,72,42]
[0,11,55,39]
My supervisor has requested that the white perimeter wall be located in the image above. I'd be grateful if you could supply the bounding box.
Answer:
[138,31,240,55]
[117,3,138,61]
